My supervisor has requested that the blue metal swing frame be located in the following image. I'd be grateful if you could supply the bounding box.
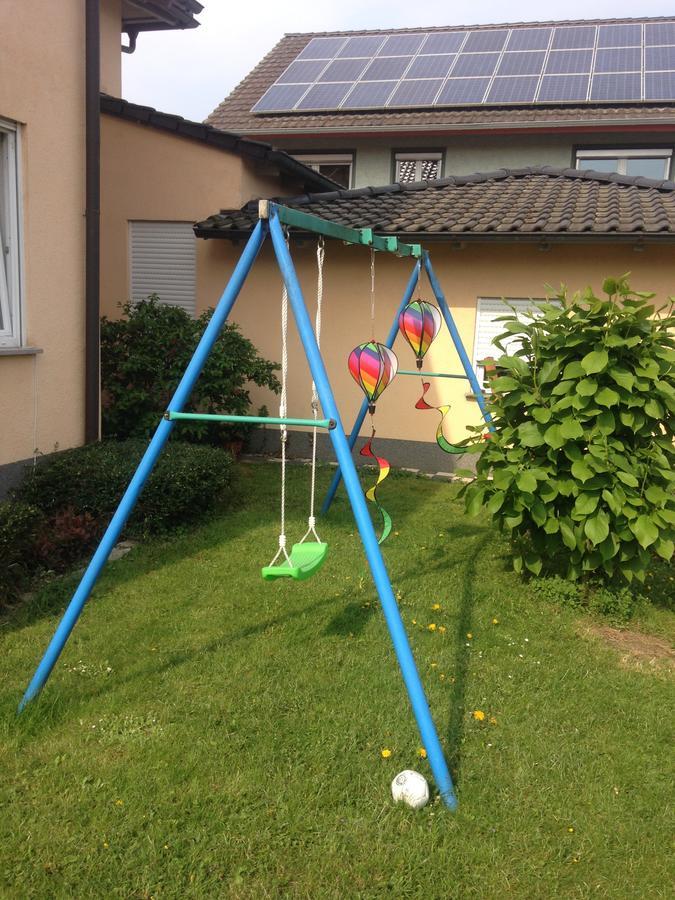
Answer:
[17,202,485,812]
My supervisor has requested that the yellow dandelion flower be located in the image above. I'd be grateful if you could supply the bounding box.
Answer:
[440,674,446,680]
[439,626,446,634]
[466,632,473,639]
[489,716,497,725]
[428,623,437,632]
[412,619,417,625]
[381,748,392,759]
[114,799,123,806]
[567,826,574,833]
[103,841,109,848]
[431,603,441,610]
[417,747,427,759]
[492,618,499,625]
[431,662,438,668]
[472,710,485,721]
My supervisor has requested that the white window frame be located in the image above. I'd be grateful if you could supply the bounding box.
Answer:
[395,151,443,183]
[292,153,353,187]
[0,118,23,348]
[575,148,672,178]
[473,297,546,385]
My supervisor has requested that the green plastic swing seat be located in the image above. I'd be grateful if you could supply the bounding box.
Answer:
[261,542,328,581]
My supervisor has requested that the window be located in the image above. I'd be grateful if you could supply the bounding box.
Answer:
[0,119,22,348]
[292,153,353,188]
[473,297,544,384]
[576,148,672,180]
[395,152,443,184]
[129,222,196,316]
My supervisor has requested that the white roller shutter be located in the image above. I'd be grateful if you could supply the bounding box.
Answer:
[473,298,544,378]
[130,221,196,316]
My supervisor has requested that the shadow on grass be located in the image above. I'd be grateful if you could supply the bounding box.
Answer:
[445,532,491,788]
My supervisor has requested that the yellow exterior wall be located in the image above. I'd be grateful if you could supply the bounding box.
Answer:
[198,239,675,446]
[100,114,312,316]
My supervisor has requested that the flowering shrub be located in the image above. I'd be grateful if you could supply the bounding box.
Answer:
[460,277,675,584]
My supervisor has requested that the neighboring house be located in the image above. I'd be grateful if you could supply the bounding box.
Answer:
[189,17,675,468]
[192,169,675,470]
[208,17,675,189]
[0,0,332,497]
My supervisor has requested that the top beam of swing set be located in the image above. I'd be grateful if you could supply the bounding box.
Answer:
[259,201,422,258]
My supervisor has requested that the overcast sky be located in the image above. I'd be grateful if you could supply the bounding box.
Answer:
[122,1,675,122]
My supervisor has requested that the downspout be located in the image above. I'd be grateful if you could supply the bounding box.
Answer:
[85,0,100,443]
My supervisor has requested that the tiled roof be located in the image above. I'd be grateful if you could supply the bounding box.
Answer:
[194,166,675,242]
[100,95,339,192]
[206,19,675,136]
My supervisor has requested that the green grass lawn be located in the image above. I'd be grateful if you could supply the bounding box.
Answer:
[1,462,673,899]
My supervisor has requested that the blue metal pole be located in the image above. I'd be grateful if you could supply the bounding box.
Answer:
[423,251,495,432]
[270,213,457,811]
[321,257,421,516]
[18,220,268,712]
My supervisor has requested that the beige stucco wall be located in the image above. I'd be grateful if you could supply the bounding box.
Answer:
[101,0,122,96]
[197,238,675,446]
[100,114,313,316]
[0,0,123,471]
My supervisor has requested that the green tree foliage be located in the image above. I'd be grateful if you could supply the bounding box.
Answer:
[101,297,280,443]
[460,277,675,584]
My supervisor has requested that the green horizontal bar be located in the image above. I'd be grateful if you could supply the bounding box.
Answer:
[398,370,470,380]
[268,203,422,258]
[167,411,336,429]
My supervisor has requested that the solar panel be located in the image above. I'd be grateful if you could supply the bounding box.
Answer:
[319,58,370,82]
[506,28,552,51]
[487,76,539,103]
[362,56,412,80]
[437,78,491,104]
[497,51,546,77]
[295,82,352,110]
[545,50,593,75]
[595,47,641,73]
[388,79,444,106]
[251,20,675,113]
[590,73,641,101]
[407,54,456,78]
[597,24,642,47]
[537,74,590,102]
[342,80,397,108]
[646,45,675,71]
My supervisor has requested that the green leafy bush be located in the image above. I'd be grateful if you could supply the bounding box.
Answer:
[0,500,44,600]
[531,576,638,623]
[461,277,675,584]
[14,439,233,539]
[101,297,280,443]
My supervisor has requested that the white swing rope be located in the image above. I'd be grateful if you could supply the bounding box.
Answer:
[268,253,293,568]
[299,237,325,545]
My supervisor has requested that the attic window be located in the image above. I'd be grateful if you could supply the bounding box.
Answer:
[576,148,672,179]
[395,152,442,184]
[292,153,352,188]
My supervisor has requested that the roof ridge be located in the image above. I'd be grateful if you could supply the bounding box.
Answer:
[274,167,675,207]
[281,15,675,39]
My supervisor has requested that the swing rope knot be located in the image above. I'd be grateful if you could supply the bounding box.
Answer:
[278,534,286,548]
[308,516,316,528]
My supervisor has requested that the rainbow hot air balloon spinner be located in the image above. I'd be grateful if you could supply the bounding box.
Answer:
[399,300,442,369]
[348,341,398,414]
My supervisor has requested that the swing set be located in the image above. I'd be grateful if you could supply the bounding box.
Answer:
[18,201,493,812]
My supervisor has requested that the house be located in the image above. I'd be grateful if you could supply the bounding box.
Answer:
[0,0,331,497]
[207,17,675,189]
[194,17,675,468]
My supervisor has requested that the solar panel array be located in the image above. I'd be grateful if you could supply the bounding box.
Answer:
[252,21,675,113]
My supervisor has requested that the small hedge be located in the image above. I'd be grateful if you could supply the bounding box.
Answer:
[2,440,233,605]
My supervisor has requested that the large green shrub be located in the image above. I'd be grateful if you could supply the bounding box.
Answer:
[460,277,675,584]
[101,297,280,443]
[14,439,233,538]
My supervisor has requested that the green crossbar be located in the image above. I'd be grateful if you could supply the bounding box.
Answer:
[398,370,470,380]
[261,201,422,258]
[167,411,336,429]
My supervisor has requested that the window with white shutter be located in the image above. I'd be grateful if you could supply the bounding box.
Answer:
[129,221,196,316]
[473,297,545,384]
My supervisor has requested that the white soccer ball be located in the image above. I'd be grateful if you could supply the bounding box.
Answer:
[391,769,430,810]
